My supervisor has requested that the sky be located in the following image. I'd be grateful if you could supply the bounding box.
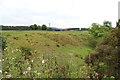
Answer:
[0,0,119,28]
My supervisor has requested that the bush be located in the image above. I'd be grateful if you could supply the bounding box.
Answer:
[88,35,98,48]
[19,47,32,60]
[41,24,47,30]
[89,22,111,38]
[85,28,120,79]
[2,37,7,51]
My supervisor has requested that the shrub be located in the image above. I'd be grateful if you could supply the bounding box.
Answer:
[85,28,120,79]
[19,47,32,60]
[2,37,7,51]
[87,35,98,48]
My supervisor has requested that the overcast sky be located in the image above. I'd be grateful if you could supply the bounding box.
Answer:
[0,0,119,28]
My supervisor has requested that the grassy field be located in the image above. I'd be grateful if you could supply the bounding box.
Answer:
[2,30,95,78]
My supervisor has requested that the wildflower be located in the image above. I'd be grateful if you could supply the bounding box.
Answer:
[83,66,86,68]
[12,50,14,53]
[4,47,8,51]
[6,66,9,68]
[45,71,47,73]
[5,71,7,74]
[10,63,13,65]
[110,76,115,78]
[0,70,2,73]
[37,73,41,75]
[31,60,34,62]
[12,58,15,60]
[34,71,37,73]
[27,67,31,71]
[2,59,4,61]
[6,74,12,78]
[42,60,45,64]
[30,51,33,53]
[23,71,28,74]
[95,72,98,76]
[19,50,22,52]
[34,50,37,53]
[0,59,1,62]
[16,49,19,51]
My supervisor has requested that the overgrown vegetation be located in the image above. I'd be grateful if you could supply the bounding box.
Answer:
[2,31,92,78]
[85,20,120,79]
[2,20,119,79]
[2,37,7,51]
[88,21,112,48]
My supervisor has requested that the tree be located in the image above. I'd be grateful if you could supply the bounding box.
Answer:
[85,26,120,79]
[41,24,47,30]
[89,23,101,37]
[116,19,120,28]
[38,25,42,30]
[103,21,112,29]
[30,24,38,30]
[89,22,111,38]
[88,22,112,48]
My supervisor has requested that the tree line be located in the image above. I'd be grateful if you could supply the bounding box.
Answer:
[1,24,47,30]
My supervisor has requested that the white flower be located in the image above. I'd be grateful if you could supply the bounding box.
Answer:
[42,60,45,64]
[27,67,31,71]
[5,71,7,74]
[12,58,15,60]
[83,66,86,68]
[31,60,34,62]
[23,71,28,74]
[0,70,2,73]
[0,59,1,62]
[34,71,37,73]
[12,50,14,53]
[2,59,4,61]
[45,71,47,73]
[37,73,41,75]
[6,74,11,78]
[16,49,19,51]
[34,50,37,52]
[4,47,8,51]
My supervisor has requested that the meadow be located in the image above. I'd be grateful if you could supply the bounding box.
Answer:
[2,30,95,78]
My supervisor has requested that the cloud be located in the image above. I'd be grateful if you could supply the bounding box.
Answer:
[0,0,119,28]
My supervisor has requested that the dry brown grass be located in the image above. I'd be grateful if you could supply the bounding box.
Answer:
[40,33,83,47]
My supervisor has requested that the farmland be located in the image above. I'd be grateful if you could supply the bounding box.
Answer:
[2,30,95,78]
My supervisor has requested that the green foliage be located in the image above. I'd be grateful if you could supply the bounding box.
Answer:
[2,37,7,51]
[38,25,42,30]
[89,22,112,38]
[2,31,92,78]
[19,47,32,60]
[116,19,120,28]
[41,24,47,30]
[87,35,98,48]
[85,28,120,79]
[88,21,112,48]
[30,24,38,30]
[103,20,112,29]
